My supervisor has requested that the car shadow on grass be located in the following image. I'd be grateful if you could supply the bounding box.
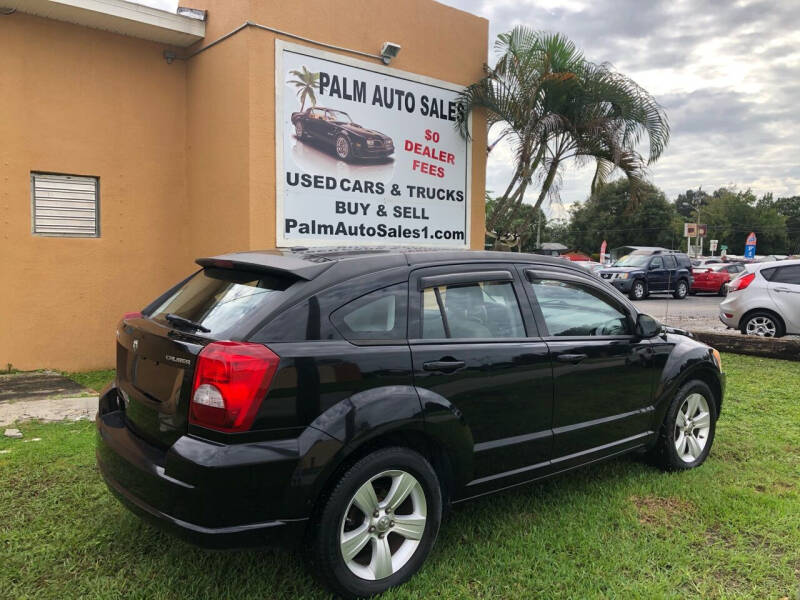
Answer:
[97,453,655,599]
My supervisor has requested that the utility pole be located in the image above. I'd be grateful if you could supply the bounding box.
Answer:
[536,213,541,249]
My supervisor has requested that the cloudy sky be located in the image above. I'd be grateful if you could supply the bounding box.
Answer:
[442,0,800,217]
[140,0,799,217]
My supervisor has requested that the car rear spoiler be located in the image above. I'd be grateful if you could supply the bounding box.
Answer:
[196,251,333,281]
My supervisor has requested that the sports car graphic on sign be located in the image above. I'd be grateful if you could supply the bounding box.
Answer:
[290,107,395,161]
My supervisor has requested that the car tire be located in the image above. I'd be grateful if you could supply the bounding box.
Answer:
[308,447,442,599]
[649,380,717,471]
[335,135,352,161]
[629,280,646,301]
[673,279,689,299]
[740,311,785,338]
[295,121,306,139]
[718,284,727,297]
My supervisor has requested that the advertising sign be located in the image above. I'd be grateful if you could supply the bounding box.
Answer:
[275,41,471,247]
[744,232,757,259]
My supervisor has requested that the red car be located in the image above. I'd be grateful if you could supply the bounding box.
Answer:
[690,262,746,295]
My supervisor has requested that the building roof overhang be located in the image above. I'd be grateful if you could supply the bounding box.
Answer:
[1,0,205,47]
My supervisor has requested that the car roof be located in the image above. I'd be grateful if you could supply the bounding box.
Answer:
[747,258,800,271]
[197,247,588,280]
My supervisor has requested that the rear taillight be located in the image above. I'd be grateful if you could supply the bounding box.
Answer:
[190,341,279,432]
[728,272,755,292]
[123,311,142,320]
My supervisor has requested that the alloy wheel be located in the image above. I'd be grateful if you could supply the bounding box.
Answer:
[633,282,645,299]
[674,393,711,463]
[339,470,427,581]
[336,136,350,159]
[745,316,776,337]
[677,281,687,297]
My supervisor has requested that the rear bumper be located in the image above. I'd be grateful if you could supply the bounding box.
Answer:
[100,457,306,549]
[96,390,312,549]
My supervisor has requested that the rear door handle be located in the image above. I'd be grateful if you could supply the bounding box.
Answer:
[423,360,466,373]
[556,353,588,364]
[774,287,800,294]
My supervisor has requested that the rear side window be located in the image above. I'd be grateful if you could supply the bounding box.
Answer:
[676,255,691,269]
[421,281,525,339]
[768,265,800,285]
[149,268,291,337]
[663,255,677,269]
[331,283,407,342]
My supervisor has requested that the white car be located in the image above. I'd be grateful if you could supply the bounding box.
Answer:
[719,259,800,337]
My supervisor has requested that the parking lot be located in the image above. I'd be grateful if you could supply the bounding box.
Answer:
[632,293,727,332]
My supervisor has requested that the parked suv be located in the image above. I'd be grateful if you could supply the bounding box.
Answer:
[598,249,693,300]
[96,249,724,598]
[719,259,800,337]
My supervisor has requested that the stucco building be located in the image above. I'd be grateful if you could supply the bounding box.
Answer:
[0,0,488,371]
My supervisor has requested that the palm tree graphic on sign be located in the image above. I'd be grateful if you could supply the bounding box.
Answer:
[288,66,320,111]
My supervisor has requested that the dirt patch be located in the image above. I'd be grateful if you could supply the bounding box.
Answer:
[0,372,89,404]
[631,495,696,528]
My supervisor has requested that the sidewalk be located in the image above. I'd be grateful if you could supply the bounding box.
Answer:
[0,371,98,427]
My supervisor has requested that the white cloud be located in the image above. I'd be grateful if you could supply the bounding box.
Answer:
[445,0,800,209]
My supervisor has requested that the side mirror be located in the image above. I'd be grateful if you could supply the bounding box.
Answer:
[636,313,662,338]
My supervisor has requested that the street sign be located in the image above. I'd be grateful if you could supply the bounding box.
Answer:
[746,232,757,245]
[720,244,728,251]
[710,239,718,252]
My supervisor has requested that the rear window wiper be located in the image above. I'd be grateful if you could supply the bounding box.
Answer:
[165,313,211,333]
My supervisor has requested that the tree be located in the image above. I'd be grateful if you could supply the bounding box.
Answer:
[288,67,319,111]
[674,188,710,220]
[569,179,680,253]
[485,192,546,251]
[758,195,800,254]
[458,27,670,248]
[698,188,787,255]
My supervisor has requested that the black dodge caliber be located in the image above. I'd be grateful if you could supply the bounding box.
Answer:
[97,248,725,598]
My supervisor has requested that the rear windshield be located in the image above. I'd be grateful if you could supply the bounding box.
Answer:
[148,268,292,337]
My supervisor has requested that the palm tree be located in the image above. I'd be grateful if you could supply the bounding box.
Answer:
[458,27,670,248]
[288,66,320,111]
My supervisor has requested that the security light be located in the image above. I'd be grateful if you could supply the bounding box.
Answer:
[380,42,401,65]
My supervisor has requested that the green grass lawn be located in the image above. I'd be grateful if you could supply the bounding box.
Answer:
[2,353,798,599]
[62,368,115,393]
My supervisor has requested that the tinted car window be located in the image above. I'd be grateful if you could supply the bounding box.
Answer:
[663,255,677,269]
[331,283,407,341]
[149,268,291,338]
[675,255,692,269]
[529,279,631,337]
[769,265,800,285]
[422,281,525,339]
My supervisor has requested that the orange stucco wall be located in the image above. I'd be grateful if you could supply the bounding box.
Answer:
[0,1,488,371]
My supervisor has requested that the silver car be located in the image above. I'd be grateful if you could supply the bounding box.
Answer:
[719,259,800,337]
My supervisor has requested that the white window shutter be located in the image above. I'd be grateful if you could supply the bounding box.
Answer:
[32,173,99,237]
